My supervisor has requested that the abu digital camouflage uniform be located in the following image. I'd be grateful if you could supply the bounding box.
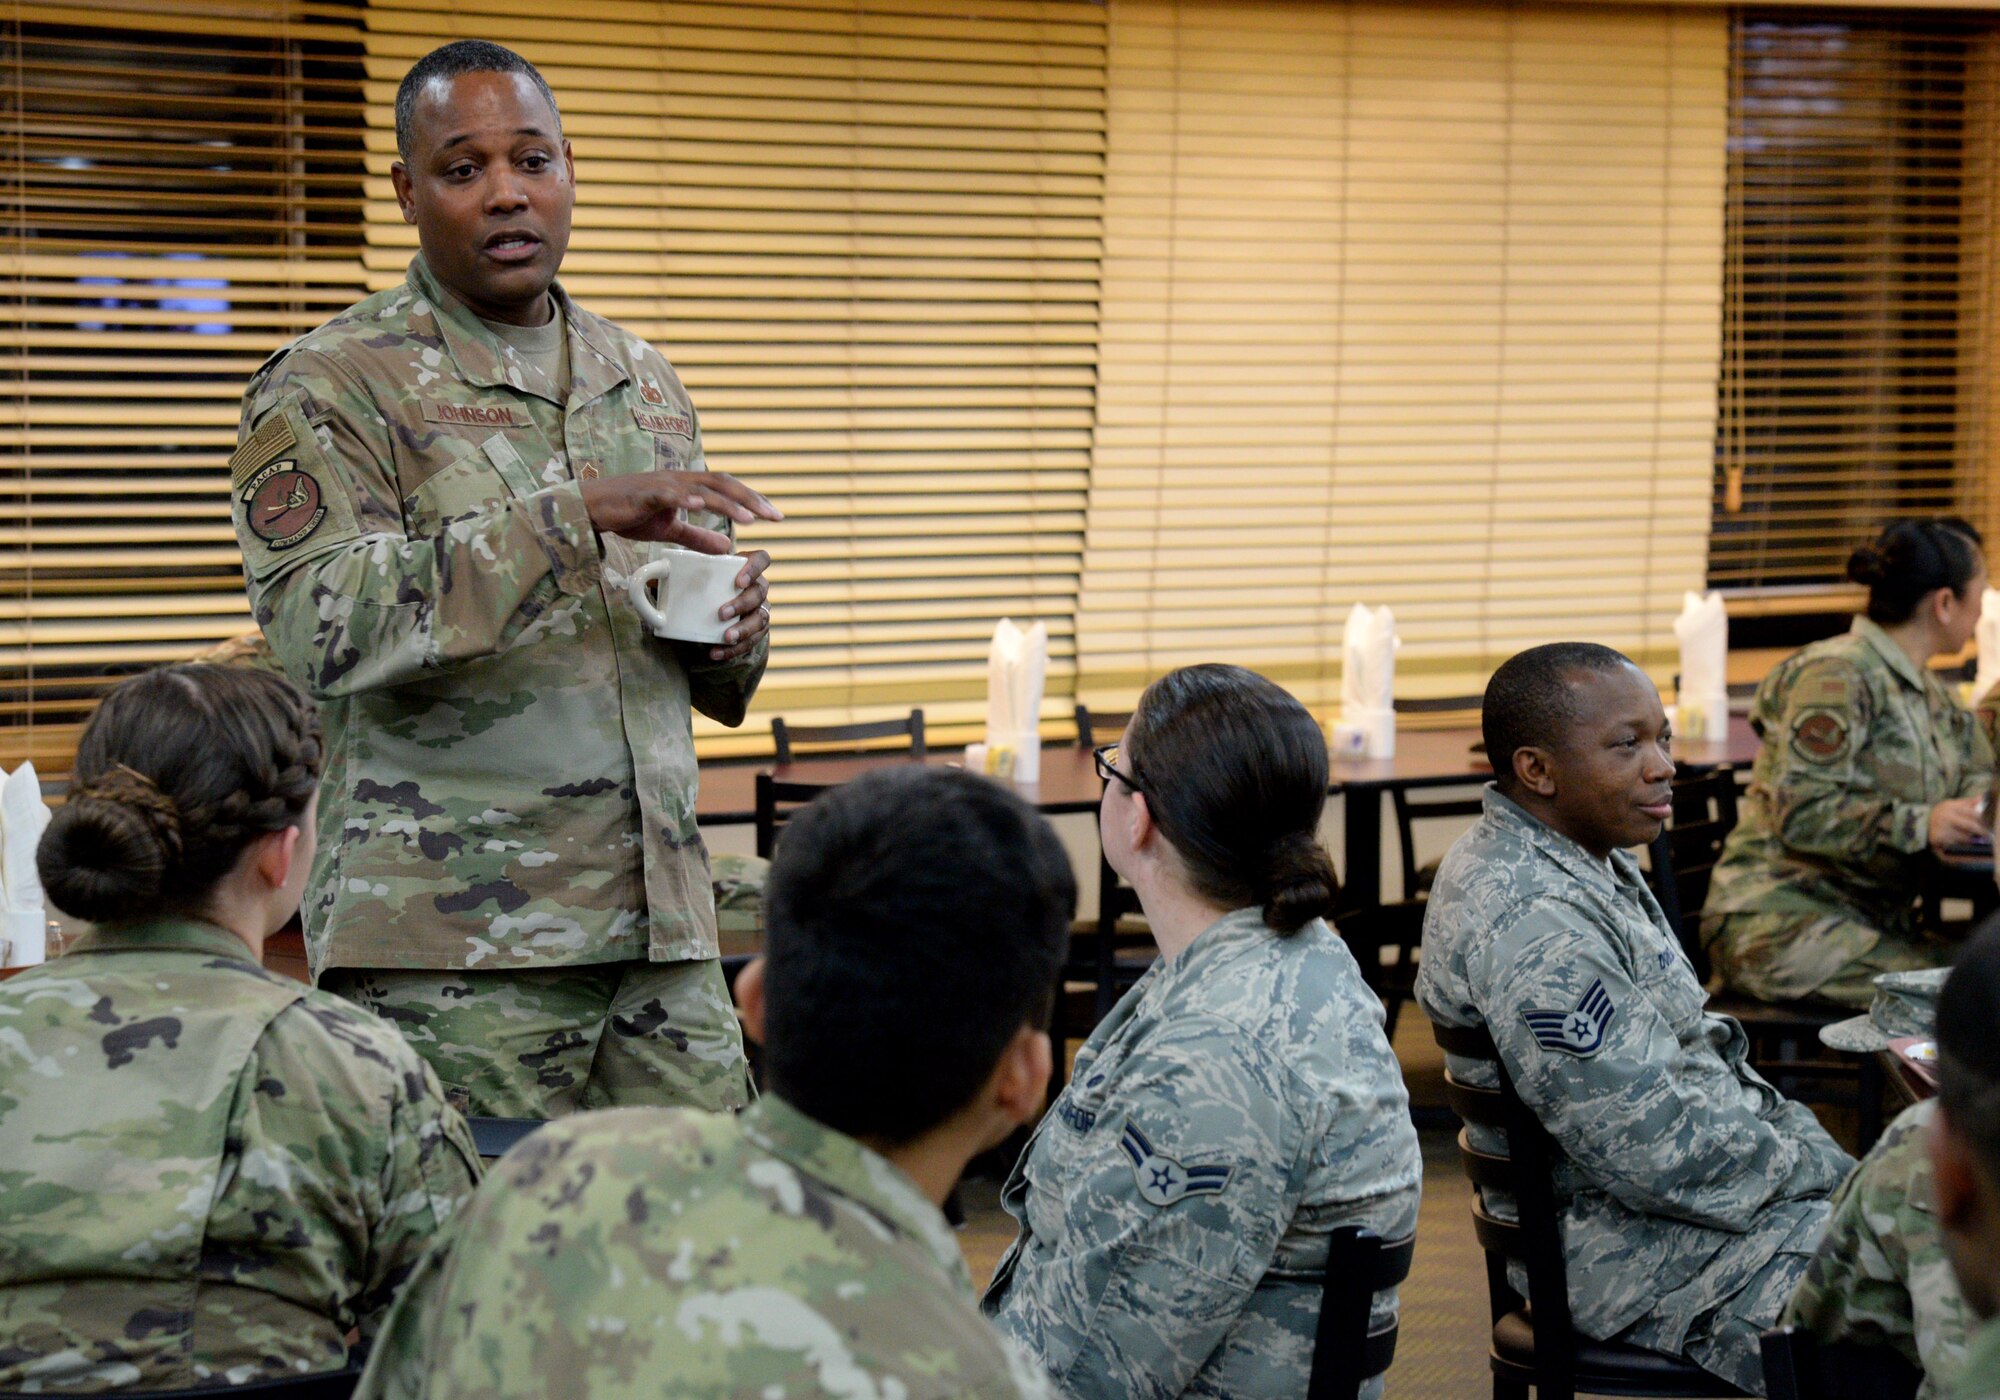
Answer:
[355,1098,1053,1400]
[230,254,762,1116]
[1416,789,1853,1393]
[0,917,479,1392]
[984,908,1422,1400]
[1786,1100,1968,1400]
[1702,617,1993,1006]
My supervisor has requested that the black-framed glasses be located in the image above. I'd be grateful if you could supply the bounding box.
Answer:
[1093,743,1148,795]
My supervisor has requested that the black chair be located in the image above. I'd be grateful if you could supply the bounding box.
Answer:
[1340,770,1481,1037]
[1306,1226,1417,1400]
[1391,786,1487,901]
[1645,766,1884,1151]
[737,776,841,991]
[466,1116,542,1161]
[754,775,837,861]
[0,1367,363,1400]
[1431,1018,1750,1400]
[1757,1326,1920,1400]
[770,710,924,765]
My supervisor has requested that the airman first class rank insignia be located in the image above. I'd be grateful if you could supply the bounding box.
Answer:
[1522,977,1616,1057]
[1119,1119,1232,1207]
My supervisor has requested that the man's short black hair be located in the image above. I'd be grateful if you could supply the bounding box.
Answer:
[1939,915,2000,1183]
[1482,642,1637,789]
[395,40,561,163]
[761,766,1076,1144]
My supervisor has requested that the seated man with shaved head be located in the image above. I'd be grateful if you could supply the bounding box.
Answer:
[1416,642,1853,1395]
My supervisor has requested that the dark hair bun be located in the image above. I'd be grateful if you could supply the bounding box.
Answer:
[38,795,171,923]
[1261,831,1338,935]
[1846,543,1887,587]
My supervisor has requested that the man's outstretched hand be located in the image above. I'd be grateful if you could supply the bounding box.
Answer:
[581,470,782,553]
[582,470,780,661]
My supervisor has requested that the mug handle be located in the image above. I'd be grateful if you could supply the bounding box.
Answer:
[627,558,675,634]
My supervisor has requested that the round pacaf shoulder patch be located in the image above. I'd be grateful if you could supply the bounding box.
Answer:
[1790,708,1851,764]
[241,460,327,550]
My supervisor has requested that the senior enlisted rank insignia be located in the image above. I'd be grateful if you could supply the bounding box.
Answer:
[1119,1119,1232,1207]
[1522,977,1616,1056]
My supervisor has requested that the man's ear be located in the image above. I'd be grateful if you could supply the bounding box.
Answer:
[251,825,302,893]
[1933,1106,1981,1231]
[561,138,576,186]
[1514,745,1559,799]
[733,956,767,1047]
[390,162,416,224]
[993,1026,1053,1129]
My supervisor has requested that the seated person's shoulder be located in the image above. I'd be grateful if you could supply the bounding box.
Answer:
[274,985,457,1096]
[1766,645,1875,715]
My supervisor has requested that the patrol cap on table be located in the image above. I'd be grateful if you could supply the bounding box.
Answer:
[1819,967,1949,1053]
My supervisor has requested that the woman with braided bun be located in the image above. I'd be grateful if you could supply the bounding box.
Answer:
[984,664,1421,1399]
[0,665,479,1392]
[1702,517,1996,1006]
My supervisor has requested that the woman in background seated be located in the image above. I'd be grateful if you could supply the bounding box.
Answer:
[0,665,479,1392]
[1703,517,1994,1007]
[984,664,1421,1400]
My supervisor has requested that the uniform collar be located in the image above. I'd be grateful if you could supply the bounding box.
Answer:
[405,254,630,408]
[1852,615,1933,695]
[739,1096,972,1291]
[1160,905,1286,978]
[1480,785,1635,898]
[65,915,259,963]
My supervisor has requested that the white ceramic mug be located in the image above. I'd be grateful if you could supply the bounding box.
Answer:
[627,552,743,644]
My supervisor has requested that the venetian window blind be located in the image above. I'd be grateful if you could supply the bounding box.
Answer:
[1710,13,2000,595]
[362,0,1106,754]
[1075,0,1728,711]
[1,0,369,779]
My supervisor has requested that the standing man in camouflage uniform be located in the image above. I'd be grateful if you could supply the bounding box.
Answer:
[229,41,780,1117]
[1417,643,1852,1394]
[1702,519,1992,1007]
[1786,970,1968,1399]
[354,768,1073,1400]
[0,665,479,1391]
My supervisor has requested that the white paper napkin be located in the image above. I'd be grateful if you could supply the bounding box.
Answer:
[1341,604,1399,758]
[0,761,50,966]
[986,619,1048,783]
[1674,591,1730,740]
[1974,588,2000,705]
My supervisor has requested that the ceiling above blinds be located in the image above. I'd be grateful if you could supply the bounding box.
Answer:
[361,0,1107,752]
[1711,15,2000,593]
[1078,0,1728,708]
[0,1,369,772]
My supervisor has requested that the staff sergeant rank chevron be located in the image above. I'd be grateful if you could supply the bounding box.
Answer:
[1119,1120,1233,1207]
[1522,977,1617,1057]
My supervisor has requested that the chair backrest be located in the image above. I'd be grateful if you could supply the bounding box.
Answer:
[1758,1326,1921,1400]
[0,1366,363,1400]
[467,1116,543,1161]
[755,775,839,859]
[1430,1018,1582,1392]
[1073,703,1135,749]
[770,710,925,765]
[1645,764,1740,979]
[1306,1226,1417,1400]
[1390,787,1486,901]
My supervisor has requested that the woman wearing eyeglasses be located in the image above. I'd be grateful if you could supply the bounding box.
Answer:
[983,664,1421,1399]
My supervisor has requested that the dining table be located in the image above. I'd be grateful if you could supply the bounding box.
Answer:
[695,715,1763,915]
